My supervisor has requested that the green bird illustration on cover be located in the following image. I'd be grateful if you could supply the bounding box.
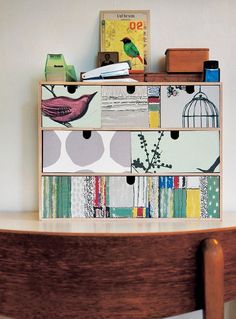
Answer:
[102,19,144,71]
[121,37,143,64]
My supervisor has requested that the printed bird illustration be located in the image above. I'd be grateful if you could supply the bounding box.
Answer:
[197,156,220,173]
[121,37,143,63]
[41,92,97,127]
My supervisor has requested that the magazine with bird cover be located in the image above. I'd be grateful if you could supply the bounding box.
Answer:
[101,20,144,72]
[100,10,150,72]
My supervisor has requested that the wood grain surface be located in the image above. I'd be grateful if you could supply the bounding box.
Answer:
[202,238,224,319]
[145,72,203,82]
[0,228,235,319]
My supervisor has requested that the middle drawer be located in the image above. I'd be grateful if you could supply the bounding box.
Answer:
[42,130,220,174]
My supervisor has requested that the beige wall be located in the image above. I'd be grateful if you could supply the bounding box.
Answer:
[0,0,235,318]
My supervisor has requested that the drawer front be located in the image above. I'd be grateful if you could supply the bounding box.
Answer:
[42,130,131,173]
[42,130,220,174]
[131,131,220,173]
[101,85,160,128]
[161,85,220,128]
[41,84,101,128]
[41,175,220,219]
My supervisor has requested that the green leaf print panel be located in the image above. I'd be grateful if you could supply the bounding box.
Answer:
[131,131,220,173]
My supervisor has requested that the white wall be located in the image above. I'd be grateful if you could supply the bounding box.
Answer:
[0,0,235,318]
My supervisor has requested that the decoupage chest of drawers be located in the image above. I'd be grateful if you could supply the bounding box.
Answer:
[39,81,222,219]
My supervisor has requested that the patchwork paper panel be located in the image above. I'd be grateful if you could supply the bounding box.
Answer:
[161,85,220,128]
[41,85,101,128]
[148,86,161,128]
[207,176,220,218]
[101,85,160,128]
[42,176,220,219]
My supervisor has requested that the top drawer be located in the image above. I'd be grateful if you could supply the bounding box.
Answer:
[41,83,220,129]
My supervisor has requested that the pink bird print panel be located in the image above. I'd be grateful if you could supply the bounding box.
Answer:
[41,84,101,128]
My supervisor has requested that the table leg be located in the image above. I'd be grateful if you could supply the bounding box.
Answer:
[202,238,224,319]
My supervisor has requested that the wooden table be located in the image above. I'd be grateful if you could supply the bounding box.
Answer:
[0,212,235,319]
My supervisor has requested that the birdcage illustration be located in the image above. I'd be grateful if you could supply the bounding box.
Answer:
[182,87,219,128]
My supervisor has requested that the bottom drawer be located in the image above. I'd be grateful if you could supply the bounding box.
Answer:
[41,176,220,219]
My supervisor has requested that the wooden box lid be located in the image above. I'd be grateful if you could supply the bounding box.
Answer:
[165,48,209,54]
[165,48,209,73]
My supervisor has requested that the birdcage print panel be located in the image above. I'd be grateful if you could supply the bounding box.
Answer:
[161,85,220,128]
[41,84,101,128]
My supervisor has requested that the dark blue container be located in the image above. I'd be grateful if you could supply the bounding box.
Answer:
[204,60,220,82]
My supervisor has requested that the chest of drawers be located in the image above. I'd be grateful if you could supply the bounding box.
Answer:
[39,82,222,219]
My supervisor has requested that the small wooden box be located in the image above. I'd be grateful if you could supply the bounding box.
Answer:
[165,48,209,73]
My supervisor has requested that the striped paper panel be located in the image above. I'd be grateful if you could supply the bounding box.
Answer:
[42,176,220,219]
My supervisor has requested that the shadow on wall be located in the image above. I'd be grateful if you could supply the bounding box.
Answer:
[20,76,39,211]
[157,56,166,72]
